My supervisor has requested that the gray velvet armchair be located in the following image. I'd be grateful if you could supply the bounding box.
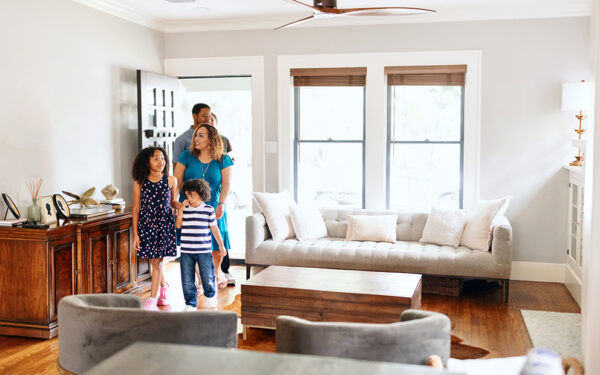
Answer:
[276,309,451,366]
[58,294,238,374]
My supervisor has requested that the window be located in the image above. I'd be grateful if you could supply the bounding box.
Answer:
[386,65,466,210]
[292,68,366,208]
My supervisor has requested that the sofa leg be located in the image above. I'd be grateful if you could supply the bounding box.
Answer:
[504,279,509,303]
[246,264,251,280]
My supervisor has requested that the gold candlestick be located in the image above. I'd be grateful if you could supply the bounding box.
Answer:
[569,110,587,166]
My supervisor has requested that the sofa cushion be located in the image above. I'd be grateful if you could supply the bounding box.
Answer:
[460,197,511,251]
[246,237,510,279]
[253,192,296,242]
[321,209,428,242]
[420,207,467,247]
[345,215,397,243]
[289,204,328,241]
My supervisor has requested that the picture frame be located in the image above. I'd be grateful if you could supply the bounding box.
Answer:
[53,194,70,219]
[1,193,20,219]
[39,195,57,224]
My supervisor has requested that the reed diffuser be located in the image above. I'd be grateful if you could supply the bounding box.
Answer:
[26,177,43,223]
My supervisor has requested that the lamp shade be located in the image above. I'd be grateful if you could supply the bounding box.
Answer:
[562,81,592,111]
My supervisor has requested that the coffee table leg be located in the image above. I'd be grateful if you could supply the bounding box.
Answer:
[243,325,247,340]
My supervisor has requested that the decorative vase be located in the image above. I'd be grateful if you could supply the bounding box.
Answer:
[27,199,42,223]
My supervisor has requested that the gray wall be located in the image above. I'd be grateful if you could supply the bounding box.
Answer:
[166,17,589,263]
[0,0,164,208]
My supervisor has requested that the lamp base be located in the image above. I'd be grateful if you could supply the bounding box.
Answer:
[569,156,583,167]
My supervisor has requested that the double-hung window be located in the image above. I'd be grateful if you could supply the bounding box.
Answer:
[386,65,467,210]
[292,68,366,208]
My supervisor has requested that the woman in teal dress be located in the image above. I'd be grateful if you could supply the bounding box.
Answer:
[174,124,233,289]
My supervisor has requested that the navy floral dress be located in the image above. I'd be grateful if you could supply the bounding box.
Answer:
[138,174,177,259]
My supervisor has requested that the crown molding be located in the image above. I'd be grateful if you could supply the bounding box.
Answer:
[72,0,166,31]
[73,0,590,34]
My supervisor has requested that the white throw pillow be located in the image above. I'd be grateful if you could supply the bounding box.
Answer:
[289,204,328,241]
[460,196,511,251]
[420,207,467,247]
[344,215,397,244]
[252,192,296,242]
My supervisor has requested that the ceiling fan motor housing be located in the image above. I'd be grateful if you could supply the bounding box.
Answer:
[315,0,337,8]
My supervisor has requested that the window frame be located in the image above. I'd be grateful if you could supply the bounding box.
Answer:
[277,51,481,210]
[293,86,367,208]
[385,84,466,210]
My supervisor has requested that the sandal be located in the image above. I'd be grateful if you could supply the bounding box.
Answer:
[217,273,228,289]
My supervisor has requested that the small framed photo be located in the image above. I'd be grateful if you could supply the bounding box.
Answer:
[53,194,70,219]
[39,195,57,224]
[2,193,20,219]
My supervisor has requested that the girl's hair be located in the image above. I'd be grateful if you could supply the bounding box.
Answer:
[132,146,169,184]
[190,124,224,161]
[181,179,211,202]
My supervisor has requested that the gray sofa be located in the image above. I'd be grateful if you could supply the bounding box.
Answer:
[246,208,512,301]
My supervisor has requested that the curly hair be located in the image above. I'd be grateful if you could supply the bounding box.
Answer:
[131,146,169,185]
[190,124,224,161]
[181,179,211,202]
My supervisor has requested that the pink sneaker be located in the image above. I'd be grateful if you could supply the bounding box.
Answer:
[143,298,159,311]
[157,282,170,306]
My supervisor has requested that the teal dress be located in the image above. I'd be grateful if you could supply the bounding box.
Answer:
[177,150,233,250]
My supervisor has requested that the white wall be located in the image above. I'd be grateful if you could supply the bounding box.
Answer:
[0,0,164,211]
[165,17,589,264]
[582,0,600,370]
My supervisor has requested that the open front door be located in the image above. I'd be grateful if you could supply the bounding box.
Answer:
[136,70,182,174]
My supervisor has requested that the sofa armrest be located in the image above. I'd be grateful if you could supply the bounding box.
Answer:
[491,216,512,266]
[246,212,270,256]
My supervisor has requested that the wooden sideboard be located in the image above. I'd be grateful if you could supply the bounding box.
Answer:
[0,208,152,338]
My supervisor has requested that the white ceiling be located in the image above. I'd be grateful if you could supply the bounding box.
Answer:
[73,0,591,33]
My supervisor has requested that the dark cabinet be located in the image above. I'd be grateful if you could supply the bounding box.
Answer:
[0,209,150,338]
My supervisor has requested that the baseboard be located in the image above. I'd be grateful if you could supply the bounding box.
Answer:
[510,261,565,282]
[564,264,582,307]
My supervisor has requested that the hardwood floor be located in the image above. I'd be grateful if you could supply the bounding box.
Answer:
[0,264,580,374]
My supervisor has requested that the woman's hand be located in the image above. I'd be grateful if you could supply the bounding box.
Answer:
[133,234,140,251]
[215,203,224,219]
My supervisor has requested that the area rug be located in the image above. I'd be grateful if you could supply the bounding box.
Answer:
[521,310,581,361]
[224,294,489,359]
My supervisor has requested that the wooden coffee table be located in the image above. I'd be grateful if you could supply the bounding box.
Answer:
[241,266,422,339]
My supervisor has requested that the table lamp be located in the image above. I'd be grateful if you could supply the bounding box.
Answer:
[562,80,592,166]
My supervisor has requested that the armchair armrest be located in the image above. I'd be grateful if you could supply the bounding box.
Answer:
[246,212,270,256]
[491,216,512,266]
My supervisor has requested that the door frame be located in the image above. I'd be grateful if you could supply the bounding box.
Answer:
[164,56,266,194]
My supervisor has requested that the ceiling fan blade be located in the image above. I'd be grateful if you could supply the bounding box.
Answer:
[274,14,316,30]
[325,7,435,16]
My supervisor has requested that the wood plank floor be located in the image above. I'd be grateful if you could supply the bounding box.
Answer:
[0,264,580,374]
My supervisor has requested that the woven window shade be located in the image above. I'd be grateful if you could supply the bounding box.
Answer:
[385,65,467,86]
[291,67,367,87]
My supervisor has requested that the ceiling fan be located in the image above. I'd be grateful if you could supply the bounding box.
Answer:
[276,0,436,30]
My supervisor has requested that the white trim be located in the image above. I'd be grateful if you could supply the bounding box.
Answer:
[164,56,266,194]
[277,50,481,209]
[565,263,582,306]
[72,1,590,33]
[72,0,165,31]
[510,261,565,282]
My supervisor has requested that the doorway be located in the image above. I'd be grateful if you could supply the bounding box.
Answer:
[178,76,253,261]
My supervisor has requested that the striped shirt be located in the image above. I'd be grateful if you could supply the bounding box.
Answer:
[180,203,216,254]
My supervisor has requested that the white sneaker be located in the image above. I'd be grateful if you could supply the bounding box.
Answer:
[204,296,218,308]
[183,304,197,312]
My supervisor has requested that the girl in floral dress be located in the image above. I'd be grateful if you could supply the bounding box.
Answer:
[132,146,178,310]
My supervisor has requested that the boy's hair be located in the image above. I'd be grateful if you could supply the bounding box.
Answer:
[132,146,169,185]
[182,179,211,202]
[192,103,210,115]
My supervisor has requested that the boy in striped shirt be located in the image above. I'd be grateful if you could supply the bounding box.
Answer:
[176,179,226,310]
